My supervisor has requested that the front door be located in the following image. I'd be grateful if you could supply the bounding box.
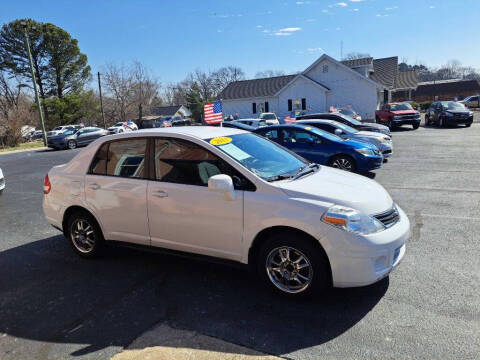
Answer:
[279,128,329,164]
[147,137,244,261]
[85,138,150,245]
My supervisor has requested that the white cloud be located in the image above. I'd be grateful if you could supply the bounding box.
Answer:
[336,2,348,6]
[322,9,329,13]
[385,6,398,10]
[349,0,365,2]
[296,1,311,4]
[278,27,302,32]
[307,47,324,53]
[429,5,435,8]
[256,25,263,28]
[274,32,293,36]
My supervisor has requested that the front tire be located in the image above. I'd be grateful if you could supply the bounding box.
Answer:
[466,122,472,127]
[329,155,356,172]
[425,115,430,126]
[412,123,420,130]
[66,210,104,258]
[257,232,330,297]
[67,140,77,149]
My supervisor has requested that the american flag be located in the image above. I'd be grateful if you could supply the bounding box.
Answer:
[204,101,223,124]
[284,111,296,124]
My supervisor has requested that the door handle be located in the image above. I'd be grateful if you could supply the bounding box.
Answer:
[153,190,168,198]
[88,183,100,190]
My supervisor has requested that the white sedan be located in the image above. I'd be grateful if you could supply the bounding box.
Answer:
[43,127,408,296]
[0,167,4,195]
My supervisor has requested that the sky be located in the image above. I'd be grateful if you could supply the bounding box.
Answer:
[1,0,479,84]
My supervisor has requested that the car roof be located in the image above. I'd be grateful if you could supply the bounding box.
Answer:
[136,126,246,139]
[297,119,338,125]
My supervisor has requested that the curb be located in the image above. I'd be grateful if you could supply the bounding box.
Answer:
[0,146,48,156]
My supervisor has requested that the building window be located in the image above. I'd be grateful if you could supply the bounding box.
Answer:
[323,65,328,73]
[252,103,256,114]
[301,98,306,110]
[256,102,265,113]
[293,99,302,111]
[288,99,292,111]
[264,101,269,112]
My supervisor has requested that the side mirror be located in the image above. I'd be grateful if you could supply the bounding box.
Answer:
[334,129,343,135]
[208,174,235,201]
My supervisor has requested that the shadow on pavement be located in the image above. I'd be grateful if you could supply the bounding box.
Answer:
[0,235,388,357]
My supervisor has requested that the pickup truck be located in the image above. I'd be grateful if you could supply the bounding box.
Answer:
[375,102,421,130]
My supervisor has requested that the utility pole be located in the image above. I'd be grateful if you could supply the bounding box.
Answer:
[97,72,106,129]
[21,22,47,146]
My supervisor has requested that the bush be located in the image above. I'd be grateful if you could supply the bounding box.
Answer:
[419,101,433,110]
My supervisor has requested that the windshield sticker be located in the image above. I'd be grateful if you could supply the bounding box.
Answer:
[219,143,251,161]
[210,137,232,146]
[305,127,312,130]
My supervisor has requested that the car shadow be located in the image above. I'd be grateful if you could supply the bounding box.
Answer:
[0,235,388,357]
[358,171,376,179]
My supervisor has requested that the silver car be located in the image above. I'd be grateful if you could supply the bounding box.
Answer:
[297,119,393,159]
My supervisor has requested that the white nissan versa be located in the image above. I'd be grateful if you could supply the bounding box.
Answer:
[43,127,409,296]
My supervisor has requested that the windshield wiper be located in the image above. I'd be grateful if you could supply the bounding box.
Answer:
[292,163,319,180]
[266,174,292,182]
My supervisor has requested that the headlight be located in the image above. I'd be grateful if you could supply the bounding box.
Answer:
[355,148,376,156]
[322,205,385,235]
[379,137,390,144]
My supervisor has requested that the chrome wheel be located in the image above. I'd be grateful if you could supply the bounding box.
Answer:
[68,140,77,149]
[70,219,95,253]
[331,157,353,171]
[266,246,313,294]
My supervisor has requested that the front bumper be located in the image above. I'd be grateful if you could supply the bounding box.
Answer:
[445,115,473,125]
[47,141,66,149]
[393,118,421,126]
[326,206,410,288]
[0,177,5,191]
[356,155,383,171]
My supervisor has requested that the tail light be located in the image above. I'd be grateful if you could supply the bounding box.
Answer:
[43,173,51,194]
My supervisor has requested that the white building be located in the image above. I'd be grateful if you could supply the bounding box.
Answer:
[219,54,417,121]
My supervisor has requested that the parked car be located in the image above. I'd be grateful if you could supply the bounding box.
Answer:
[47,125,82,137]
[258,112,280,125]
[220,121,255,131]
[375,103,421,130]
[107,122,133,135]
[43,126,408,297]
[460,95,479,108]
[30,130,44,141]
[337,108,362,121]
[425,101,473,127]
[297,120,393,160]
[233,119,267,128]
[296,112,391,136]
[254,124,383,172]
[47,127,107,150]
[0,167,5,195]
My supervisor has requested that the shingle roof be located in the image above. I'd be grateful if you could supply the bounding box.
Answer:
[152,105,183,116]
[340,57,373,67]
[413,79,480,96]
[218,75,296,100]
[370,56,398,88]
[394,70,418,90]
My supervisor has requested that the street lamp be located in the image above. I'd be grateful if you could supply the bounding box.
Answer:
[20,21,47,146]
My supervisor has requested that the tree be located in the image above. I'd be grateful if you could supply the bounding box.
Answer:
[0,19,91,100]
[254,70,286,79]
[342,52,371,60]
[211,66,245,93]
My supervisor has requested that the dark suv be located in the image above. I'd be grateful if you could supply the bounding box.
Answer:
[425,101,473,128]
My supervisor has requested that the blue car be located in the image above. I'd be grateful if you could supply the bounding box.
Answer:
[254,124,383,172]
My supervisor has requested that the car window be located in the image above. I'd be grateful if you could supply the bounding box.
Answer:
[261,128,279,141]
[90,142,109,175]
[154,138,253,190]
[280,129,321,144]
[102,139,147,178]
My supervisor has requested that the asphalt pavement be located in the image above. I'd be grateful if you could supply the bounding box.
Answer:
[0,123,479,360]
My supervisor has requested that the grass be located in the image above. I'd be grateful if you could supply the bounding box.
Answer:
[0,141,45,153]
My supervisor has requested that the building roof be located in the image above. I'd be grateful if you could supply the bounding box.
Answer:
[394,70,418,90]
[413,79,480,96]
[218,75,296,100]
[370,57,399,88]
[340,57,373,67]
[152,105,184,116]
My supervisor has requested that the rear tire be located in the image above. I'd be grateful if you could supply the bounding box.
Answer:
[328,155,356,172]
[66,210,104,258]
[256,232,330,297]
[67,140,77,149]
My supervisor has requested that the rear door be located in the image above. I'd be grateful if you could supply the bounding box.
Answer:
[85,138,150,245]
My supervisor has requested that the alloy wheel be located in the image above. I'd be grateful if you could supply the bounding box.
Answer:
[68,140,77,149]
[266,246,313,294]
[332,157,353,171]
[70,219,95,253]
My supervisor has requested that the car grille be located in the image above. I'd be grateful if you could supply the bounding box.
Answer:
[374,206,400,228]
[396,114,419,120]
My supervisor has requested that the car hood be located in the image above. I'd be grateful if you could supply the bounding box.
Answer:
[359,122,390,132]
[446,109,471,114]
[341,138,378,151]
[391,110,419,115]
[356,130,388,139]
[276,166,393,215]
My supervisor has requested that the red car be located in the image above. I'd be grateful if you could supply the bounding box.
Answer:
[375,102,421,130]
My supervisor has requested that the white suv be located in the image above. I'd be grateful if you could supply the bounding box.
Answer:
[43,127,409,296]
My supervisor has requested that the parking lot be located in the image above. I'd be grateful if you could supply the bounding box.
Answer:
[0,123,479,360]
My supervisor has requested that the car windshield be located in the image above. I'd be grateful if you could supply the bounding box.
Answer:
[339,109,355,116]
[260,114,276,120]
[301,126,343,141]
[390,103,413,111]
[442,101,466,110]
[114,123,124,127]
[207,133,308,180]
[330,122,357,134]
[53,126,63,131]
[338,114,361,125]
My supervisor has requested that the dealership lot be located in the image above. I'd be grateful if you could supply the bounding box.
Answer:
[0,124,479,360]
